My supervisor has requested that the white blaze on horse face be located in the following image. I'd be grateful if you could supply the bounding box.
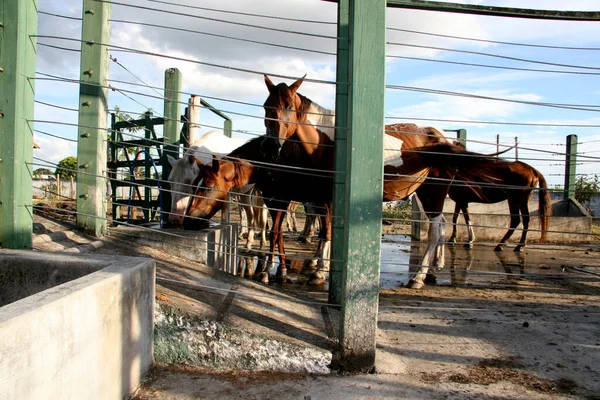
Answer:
[383,135,404,167]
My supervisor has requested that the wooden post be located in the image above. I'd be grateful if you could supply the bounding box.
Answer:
[515,137,518,161]
[188,96,201,144]
[335,0,386,373]
[76,0,111,237]
[496,134,500,158]
[564,134,578,201]
[161,67,182,223]
[0,0,37,249]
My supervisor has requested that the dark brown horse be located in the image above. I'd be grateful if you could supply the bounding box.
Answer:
[184,75,504,288]
[448,159,551,251]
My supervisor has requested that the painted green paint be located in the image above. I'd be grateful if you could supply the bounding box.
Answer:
[0,0,37,249]
[161,67,182,217]
[223,118,232,138]
[76,0,111,237]
[329,0,350,305]
[337,0,386,373]
[457,128,467,148]
[564,134,577,201]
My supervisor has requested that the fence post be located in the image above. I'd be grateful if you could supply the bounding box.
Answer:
[188,96,201,144]
[564,134,578,201]
[334,0,385,373]
[76,0,111,237]
[457,128,467,148]
[0,0,37,249]
[161,67,182,222]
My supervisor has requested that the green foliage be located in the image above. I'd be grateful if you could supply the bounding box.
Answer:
[33,167,53,177]
[55,156,78,180]
[575,174,599,215]
[382,199,411,223]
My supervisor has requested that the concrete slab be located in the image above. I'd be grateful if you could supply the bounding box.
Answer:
[0,250,155,400]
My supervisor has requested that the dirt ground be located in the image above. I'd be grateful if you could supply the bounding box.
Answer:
[30,205,600,399]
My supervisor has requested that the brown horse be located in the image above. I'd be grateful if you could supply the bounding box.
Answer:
[448,159,551,251]
[185,75,501,288]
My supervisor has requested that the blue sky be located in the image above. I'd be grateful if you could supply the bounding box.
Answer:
[34,0,600,189]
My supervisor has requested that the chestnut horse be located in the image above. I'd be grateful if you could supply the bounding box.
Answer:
[186,75,504,288]
[448,159,551,251]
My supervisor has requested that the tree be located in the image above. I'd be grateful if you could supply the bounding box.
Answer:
[33,167,52,177]
[55,156,78,181]
[575,174,599,215]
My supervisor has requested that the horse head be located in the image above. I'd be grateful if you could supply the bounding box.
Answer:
[261,74,307,161]
[166,153,203,226]
[183,156,237,230]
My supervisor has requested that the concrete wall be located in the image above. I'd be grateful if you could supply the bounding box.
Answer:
[109,223,238,275]
[0,250,155,400]
[412,196,592,244]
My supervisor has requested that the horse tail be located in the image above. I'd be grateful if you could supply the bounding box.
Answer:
[534,168,552,242]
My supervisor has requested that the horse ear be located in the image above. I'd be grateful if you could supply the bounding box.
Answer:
[264,75,275,92]
[167,154,177,167]
[211,155,220,172]
[290,74,306,93]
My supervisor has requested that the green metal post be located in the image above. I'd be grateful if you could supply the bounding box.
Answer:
[336,0,386,373]
[76,0,111,237]
[457,128,467,148]
[223,118,232,138]
[564,134,577,201]
[161,68,181,220]
[330,0,350,305]
[0,0,37,249]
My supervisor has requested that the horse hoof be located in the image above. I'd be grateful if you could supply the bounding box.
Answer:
[406,279,424,289]
[463,243,473,249]
[307,271,326,286]
[494,245,504,252]
[448,239,456,246]
[275,268,287,283]
[514,246,525,252]
[301,259,318,276]
[257,272,269,284]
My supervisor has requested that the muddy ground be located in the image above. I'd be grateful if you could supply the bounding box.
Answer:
[30,204,600,399]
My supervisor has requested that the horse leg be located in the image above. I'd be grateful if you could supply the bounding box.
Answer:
[462,205,475,249]
[308,206,331,286]
[274,209,288,283]
[407,214,445,289]
[495,201,521,252]
[258,200,268,249]
[298,203,315,244]
[448,203,460,245]
[514,202,530,252]
[245,197,256,249]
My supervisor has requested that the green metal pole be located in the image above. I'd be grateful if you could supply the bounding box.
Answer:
[223,118,232,138]
[337,0,386,373]
[76,0,111,237]
[457,128,467,148]
[564,134,577,201]
[161,67,182,220]
[329,0,350,305]
[0,0,37,249]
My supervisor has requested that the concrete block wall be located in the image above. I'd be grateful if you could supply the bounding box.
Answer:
[412,197,592,244]
[0,250,155,400]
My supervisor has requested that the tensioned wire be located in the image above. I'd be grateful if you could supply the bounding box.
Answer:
[31,71,600,156]
[30,154,595,239]
[38,9,600,76]
[30,200,600,281]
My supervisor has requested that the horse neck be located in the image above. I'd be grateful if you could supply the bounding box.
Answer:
[305,101,335,142]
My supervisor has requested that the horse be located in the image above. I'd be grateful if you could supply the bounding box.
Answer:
[447,159,551,252]
[165,130,268,249]
[286,201,321,244]
[186,75,503,288]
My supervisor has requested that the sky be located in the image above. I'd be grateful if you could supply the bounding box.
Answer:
[33,0,600,189]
